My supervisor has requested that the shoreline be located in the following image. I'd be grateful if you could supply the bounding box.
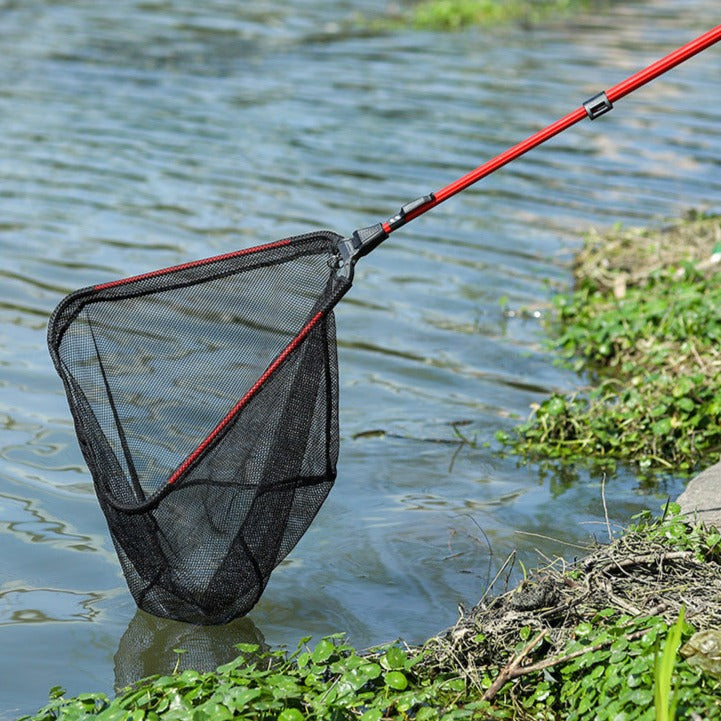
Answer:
[21,464,721,720]
[498,212,721,477]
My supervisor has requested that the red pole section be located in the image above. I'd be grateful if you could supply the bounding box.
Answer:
[607,24,721,103]
[417,106,587,212]
[400,24,721,227]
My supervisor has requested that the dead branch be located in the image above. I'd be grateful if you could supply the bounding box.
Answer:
[481,629,548,702]
[482,625,653,703]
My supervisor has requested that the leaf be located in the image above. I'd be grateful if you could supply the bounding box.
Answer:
[177,669,202,685]
[575,622,593,637]
[384,671,408,690]
[96,708,130,721]
[654,610,685,720]
[384,646,408,670]
[267,673,301,700]
[234,643,260,654]
[416,708,439,721]
[546,396,566,416]
[650,403,668,418]
[652,417,672,436]
[195,703,233,721]
[226,687,262,707]
[278,709,304,721]
[311,638,335,664]
[360,710,383,721]
[337,662,382,692]
[629,688,653,706]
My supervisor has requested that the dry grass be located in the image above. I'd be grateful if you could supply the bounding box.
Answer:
[424,511,721,686]
[573,212,721,297]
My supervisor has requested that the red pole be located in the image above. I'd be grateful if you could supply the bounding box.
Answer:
[607,24,721,103]
[397,24,721,228]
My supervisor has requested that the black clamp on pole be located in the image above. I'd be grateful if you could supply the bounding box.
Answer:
[385,194,436,232]
[583,91,613,120]
[338,193,436,269]
[338,223,388,267]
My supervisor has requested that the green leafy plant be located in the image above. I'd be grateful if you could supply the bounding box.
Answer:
[22,638,475,721]
[409,0,596,30]
[498,215,721,476]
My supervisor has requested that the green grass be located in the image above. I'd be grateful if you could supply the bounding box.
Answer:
[654,606,685,721]
[497,214,721,477]
[409,0,596,30]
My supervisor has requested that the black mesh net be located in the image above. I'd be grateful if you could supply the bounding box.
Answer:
[48,230,352,624]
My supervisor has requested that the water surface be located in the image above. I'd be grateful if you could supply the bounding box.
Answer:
[1,0,720,716]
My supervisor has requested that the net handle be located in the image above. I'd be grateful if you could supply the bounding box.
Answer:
[342,23,721,262]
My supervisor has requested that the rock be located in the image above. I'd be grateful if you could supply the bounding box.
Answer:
[677,461,721,529]
[681,630,721,678]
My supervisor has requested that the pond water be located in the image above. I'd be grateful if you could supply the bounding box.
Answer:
[1,0,720,716]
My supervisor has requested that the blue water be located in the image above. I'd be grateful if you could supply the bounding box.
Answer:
[1,0,720,716]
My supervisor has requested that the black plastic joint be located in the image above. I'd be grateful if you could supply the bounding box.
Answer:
[350,222,388,260]
[401,193,435,217]
[338,193,437,269]
[583,91,613,120]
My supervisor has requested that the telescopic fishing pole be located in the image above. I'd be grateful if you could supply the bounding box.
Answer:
[339,23,721,268]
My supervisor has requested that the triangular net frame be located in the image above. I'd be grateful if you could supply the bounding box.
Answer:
[48,231,351,624]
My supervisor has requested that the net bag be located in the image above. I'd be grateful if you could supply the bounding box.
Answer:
[48,230,351,624]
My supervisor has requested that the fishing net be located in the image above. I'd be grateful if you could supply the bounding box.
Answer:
[47,26,720,626]
[48,230,351,624]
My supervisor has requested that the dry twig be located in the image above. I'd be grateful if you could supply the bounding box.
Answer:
[482,629,549,702]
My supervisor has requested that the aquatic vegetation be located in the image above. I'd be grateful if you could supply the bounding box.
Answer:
[498,213,721,476]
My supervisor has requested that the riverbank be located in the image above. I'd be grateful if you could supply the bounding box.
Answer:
[497,212,721,478]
